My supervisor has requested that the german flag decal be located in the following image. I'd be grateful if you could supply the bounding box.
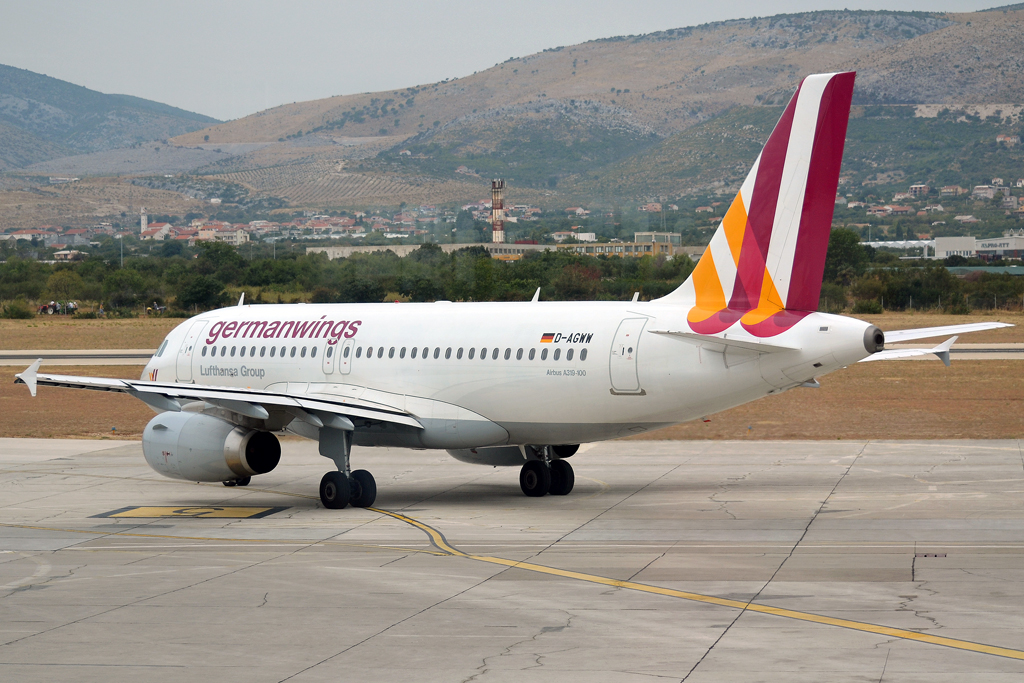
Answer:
[540,333,555,343]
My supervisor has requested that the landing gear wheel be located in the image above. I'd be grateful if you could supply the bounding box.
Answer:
[549,460,574,496]
[520,460,551,497]
[235,476,251,487]
[222,480,236,487]
[349,470,377,508]
[320,471,351,509]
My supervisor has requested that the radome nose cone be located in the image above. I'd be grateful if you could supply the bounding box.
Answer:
[864,325,885,354]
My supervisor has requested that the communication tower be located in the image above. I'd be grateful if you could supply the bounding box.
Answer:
[491,179,505,244]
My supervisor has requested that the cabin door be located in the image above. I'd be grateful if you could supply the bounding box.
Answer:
[176,321,207,382]
[609,318,646,394]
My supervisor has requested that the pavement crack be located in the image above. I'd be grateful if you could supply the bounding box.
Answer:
[460,612,576,682]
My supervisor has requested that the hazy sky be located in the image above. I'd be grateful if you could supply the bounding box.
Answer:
[0,0,1003,121]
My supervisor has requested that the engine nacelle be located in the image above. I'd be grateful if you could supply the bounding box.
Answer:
[142,412,281,482]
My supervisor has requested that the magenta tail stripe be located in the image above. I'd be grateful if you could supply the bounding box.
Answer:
[786,72,856,311]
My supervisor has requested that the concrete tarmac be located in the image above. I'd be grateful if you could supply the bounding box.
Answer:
[1,437,1024,682]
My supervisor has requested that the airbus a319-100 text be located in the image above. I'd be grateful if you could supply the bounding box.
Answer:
[16,72,1010,509]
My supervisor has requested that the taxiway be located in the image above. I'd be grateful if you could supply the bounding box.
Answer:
[1,437,1023,681]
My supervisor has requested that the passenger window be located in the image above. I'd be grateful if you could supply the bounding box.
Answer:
[516,348,523,360]
[389,347,395,359]
[356,347,362,358]
[541,348,548,360]
[422,347,428,359]
[343,346,350,358]
[311,347,317,358]
[290,346,297,358]
[445,347,452,359]
[300,347,307,358]
[468,348,475,360]
[433,347,440,359]
[231,346,237,357]
[580,348,587,361]
[270,346,277,358]
[260,346,266,357]
[554,348,561,361]
[492,348,499,360]
[411,347,417,359]
[366,346,373,358]
[327,346,334,358]
[567,348,574,361]
[481,347,487,359]
[280,346,286,357]
[221,346,227,357]
[400,347,406,359]
[529,349,535,360]
[250,346,256,357]
[504,348,511,360]
[377,347,384,359]
[240,346,246,357]
[202,346,207,357]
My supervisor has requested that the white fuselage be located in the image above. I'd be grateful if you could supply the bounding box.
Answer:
[143,301,875,448]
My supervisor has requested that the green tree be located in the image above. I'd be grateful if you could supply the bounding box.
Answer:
[103,269,147,309]
[177,275,226,310]
[823,228,869,285]
[46,270,84,303]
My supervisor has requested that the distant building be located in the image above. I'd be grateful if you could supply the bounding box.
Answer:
[634,232,682,245]
[933,236,976,259]
[992,178,1005,187]
[941,185,965,196]
[908,184,930,197]
[1002,195,1019,210]
[639,202,663,212]
[972,186,997,199]
[997,134,1020,147]
[955,215,981,223]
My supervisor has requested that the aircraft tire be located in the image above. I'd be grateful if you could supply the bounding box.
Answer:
[320,471,351,509]
[222,480,236,487]
[236,476,251,487]
[520,460,551,497]
[349,469,377,508]
[549,460,574,496]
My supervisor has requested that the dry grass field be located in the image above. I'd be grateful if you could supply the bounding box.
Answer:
[0,317,181,350]
[1,311,1020,440]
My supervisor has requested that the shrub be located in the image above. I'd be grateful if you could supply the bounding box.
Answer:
[852,299,883,314]
[0,300,34,319]
[73,311,98,319]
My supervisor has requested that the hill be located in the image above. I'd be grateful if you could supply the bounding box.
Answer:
[0,63,219,169]
[160,8,1024,206]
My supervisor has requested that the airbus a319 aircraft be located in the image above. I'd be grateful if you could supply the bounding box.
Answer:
[16,72,1010,510]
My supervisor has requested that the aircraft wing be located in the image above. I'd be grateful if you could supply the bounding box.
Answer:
[648,329,799,353]
[884,322,1012,343]
[14,360,422,430]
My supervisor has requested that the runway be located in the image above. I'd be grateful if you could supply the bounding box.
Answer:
[2,438,1024,681]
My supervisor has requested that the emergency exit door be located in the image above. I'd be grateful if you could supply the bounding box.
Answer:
[609,318,646,394]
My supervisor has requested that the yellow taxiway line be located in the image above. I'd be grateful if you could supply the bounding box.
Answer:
[371,507,1024,661]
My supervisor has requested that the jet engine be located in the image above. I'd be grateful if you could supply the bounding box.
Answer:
[142,412,281,482]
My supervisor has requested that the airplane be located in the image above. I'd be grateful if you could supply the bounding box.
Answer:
[15,71,1010,510]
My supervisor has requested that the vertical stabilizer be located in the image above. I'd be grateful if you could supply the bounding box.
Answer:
[657,72,855,338]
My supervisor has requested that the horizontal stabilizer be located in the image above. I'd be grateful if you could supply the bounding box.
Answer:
[860,336,958,367]
[884,322,1012,343]
[648,329,798,353]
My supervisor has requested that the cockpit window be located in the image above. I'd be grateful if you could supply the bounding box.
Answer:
[155,340,169,357]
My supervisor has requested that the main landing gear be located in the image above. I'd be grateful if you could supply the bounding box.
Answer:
[519,457,575,497]
[318,428,377,510]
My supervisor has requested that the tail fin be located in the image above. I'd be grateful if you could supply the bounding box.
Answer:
[659,72,855,338]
